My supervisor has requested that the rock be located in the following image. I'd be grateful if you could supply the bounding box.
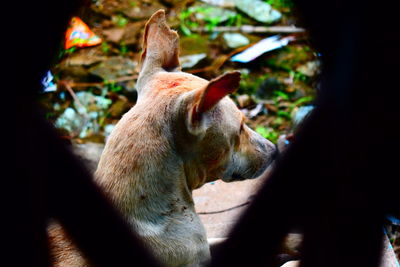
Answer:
[296,60,321,77]
[223,33,249,48]
[256,77,286,100]
[55,107,84,135]
[103,21,145,45]
[234,0,281,24]
[180,53,207,69]
[291,105,314,130]
[121,21,145,45]
[102,21,144,45]
[75,91,112,111]
[55,92,113,139]
[88,56,137,81]
[193,5,237,24]
[93,0,122,17]
[55,64,91,82]
[62,47,106,66]
[56,47,105,81]
[75,92,113,138]
[236,94,252,108]
[104,124,115,138]
[102,27,125,43]
[200,0,235,7]
[121,2,165,20]
[94,0,164,18]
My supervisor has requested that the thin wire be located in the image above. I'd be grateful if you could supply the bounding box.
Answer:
[197,201,251,215]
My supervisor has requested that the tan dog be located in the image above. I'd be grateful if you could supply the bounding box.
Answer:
[49,10,276,267]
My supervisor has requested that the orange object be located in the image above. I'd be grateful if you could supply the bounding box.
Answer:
[64,17,102,49]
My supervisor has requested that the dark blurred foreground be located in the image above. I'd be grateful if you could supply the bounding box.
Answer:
[1,0,399,266]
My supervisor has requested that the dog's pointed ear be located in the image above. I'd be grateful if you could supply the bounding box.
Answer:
[188,71,241,134]
[140,10,180,72]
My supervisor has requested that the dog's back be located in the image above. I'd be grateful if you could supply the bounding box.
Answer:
[94,72,212,266]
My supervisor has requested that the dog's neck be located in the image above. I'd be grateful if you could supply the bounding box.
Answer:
[95,103,197,227]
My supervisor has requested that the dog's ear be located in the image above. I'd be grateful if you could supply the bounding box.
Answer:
[188,71,241,134]
[140,10,180,72]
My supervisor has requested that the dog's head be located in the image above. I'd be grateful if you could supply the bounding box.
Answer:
[137,10,276,189]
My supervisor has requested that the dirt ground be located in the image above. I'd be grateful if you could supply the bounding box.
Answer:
[193,176,267,238]
[72,142,399,265]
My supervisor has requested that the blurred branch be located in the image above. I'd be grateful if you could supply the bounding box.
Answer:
[187,35,299,74]
[191,25,305,33]
[57,75,138,89]
[187,43,254,74]
[57,81,90,138]
[58,81,85,110]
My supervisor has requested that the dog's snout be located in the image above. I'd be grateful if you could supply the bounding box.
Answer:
[250,128,276,157]
[255,137,267,149]
[260,136,276,154]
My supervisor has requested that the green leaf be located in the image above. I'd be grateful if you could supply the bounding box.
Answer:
[180,24,192,36]
[255,126,279,143]
[274,90,290,100]
[116,15,128,27]
[277,110,291,119]
[101,42,110,53]
[293,96,314,106]
[119,42,128,55]
[256,126,268,137]
[272,117,284,126]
